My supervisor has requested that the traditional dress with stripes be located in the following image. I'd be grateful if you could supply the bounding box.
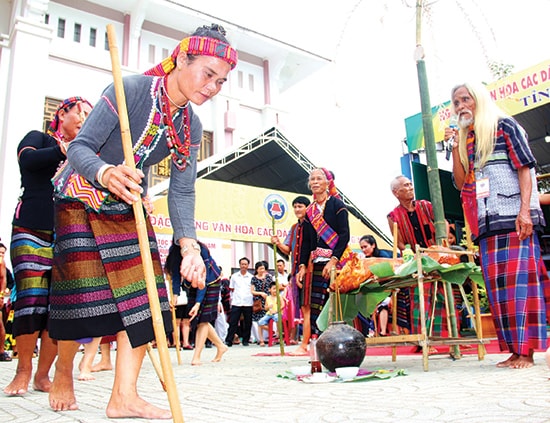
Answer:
[10,227,53,336]
[49,199,171,347]
[464,117,548,355]
[49,76,203,348]
[388,200,451,335]
[10,128,69,337]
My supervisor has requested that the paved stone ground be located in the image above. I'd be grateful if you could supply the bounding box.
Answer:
[1,343,549,422]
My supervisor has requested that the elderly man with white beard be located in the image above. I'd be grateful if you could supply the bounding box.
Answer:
[446,82,550,369]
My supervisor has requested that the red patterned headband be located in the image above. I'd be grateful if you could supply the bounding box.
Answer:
[47,96,92,135]
[144,36,238,76]
[311,167,340,199]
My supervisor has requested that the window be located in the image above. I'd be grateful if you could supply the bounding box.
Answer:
[162,48,169,59]
[238,71,243,89]
[57,18,65,38]
[148,44,155,63]
[45,14,49,25]
[248,74,254,91]
[156,157,171,177]
[74,23,81,43]
[104,31,109,50]
[89,27,97,47]
[199,131,214,161]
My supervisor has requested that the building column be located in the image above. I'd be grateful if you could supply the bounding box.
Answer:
[0,14,52,240]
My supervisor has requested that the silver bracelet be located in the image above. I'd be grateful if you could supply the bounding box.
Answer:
[96,164,115,188]
[181,242,201,255]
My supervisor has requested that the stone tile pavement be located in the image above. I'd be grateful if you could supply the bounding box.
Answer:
[1,343,549,422]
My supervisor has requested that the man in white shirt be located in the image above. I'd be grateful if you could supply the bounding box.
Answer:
[225,257,253,346]
[275,259,289,288]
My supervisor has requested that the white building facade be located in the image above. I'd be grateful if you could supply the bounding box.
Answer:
[0,0,329,244]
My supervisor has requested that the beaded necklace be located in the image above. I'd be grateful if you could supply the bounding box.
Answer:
[160,75,191,171]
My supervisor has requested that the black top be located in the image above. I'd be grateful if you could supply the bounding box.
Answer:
[299,196,350,266]
[13,130,65,230]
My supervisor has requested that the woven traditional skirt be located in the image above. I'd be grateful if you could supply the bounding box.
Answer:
[409,282,452,337]
[309,262,330,333]
[10,226,54,337]
[188,279,221,324]
[480,232,548,355]
[49,198,171,348]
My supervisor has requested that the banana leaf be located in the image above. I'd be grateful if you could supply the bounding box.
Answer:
[316,290,390,331]
[315,258,484,332]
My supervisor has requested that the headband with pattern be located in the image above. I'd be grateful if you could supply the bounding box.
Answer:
[321,167,340,199]
[47,96,92,135]
[144,36,238,76]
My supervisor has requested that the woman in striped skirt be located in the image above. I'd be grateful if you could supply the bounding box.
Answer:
[294,168,351,354]
[47,24,237,418]
[4,97,92,396]
[184,242,228,366]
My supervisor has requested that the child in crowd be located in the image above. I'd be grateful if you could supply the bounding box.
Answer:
[257,282,286,346]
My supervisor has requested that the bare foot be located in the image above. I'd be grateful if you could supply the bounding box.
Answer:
[4,369,32,396]
[212,344,228,362]
[77,372,95,381]
[191,360,202,366]
[49,371,78,411]
[510,355,534,369]
[106,395,171,419]
[288,346,308,356]
[91,362,113,372]
[496,353,519,368]
[33,375,52,392]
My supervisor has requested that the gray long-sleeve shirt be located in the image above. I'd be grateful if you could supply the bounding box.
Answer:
[66,74,201,241]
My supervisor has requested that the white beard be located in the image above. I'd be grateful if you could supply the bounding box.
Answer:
[458,115,473,128]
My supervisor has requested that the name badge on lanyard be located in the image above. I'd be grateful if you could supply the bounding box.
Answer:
[476,178,490,199]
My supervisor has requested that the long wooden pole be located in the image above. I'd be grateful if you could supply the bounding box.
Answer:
[172,305,182,365]
[271,217,285,356]
[106,24,184,423]
[146,343,167,391]
[391,223,398,361]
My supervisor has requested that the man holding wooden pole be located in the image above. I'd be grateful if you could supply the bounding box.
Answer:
[47,24,237,419]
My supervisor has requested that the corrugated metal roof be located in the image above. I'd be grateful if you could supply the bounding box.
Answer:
[198,127,392,244]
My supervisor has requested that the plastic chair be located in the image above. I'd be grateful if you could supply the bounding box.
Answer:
[268,316,291,346]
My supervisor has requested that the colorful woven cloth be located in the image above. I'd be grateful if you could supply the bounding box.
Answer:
[144,35,238,76]
[49,199,171,348]
[310,262,330,334]
[10,226,53,336]
[188,279,221,324]
[479,233,548,355]
[47,96,92,136]
[461,126,479,237]
[320,167,339,199]
[388,200,436,248]
[306,202,353,269]
[186,243,222,324]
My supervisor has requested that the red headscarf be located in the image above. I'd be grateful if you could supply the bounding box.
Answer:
[320,167,340,199]
[47,96,92,136]
[144,36,238,76]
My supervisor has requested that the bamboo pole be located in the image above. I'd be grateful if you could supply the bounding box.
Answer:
[146,343,166,391]
[415,244,429,371]
[271,217,285,356]
[172,305,182,365]
[106,24,184,423]
[464,220,486,359]
[391,223,398,361]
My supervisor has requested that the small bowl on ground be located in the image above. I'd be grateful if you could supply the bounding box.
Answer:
[290,365,311,376]
[335,366,359,380]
